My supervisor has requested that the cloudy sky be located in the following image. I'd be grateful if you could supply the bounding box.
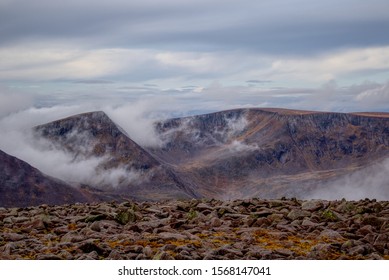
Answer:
[1,0,389,115]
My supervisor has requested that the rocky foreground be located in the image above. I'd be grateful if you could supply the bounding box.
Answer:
[1,198,389,260]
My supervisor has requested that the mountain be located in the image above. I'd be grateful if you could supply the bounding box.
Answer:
[0,149,89,207]
[2,107,388,207]
[150,108,389,199]
[33,111,199,201]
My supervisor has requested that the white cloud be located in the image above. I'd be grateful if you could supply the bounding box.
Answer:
[0,45,160,81]
[0,86,33,118]
[1,41,389,94]
[103,99,169,147]
[355,82,389,107]
[155,51,245,76]
[226,140,259,153]
[267,46,389,82]
[308,159,389,201]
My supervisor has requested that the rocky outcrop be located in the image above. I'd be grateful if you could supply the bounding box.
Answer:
[1,198,388,260]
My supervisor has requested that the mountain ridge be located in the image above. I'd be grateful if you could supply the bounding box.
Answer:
[150,108,389,199]
[1,107,388,207]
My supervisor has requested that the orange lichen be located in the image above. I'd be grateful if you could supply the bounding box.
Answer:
[67,223,77,230]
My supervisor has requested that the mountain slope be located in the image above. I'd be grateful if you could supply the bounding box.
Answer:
[0,149,89,207]
[33,111,199,201]
[150,108,389,199]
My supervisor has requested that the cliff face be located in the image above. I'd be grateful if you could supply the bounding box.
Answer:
[150,108,389,199]
[0,149,89,207]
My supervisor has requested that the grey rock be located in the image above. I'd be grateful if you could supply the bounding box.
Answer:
[60,233,85,243]
[57,250,73,260]
[367,253,384,260]
[153,250,175,260]
[251,209,274,217]
[107,249,124,260]
[287,209,311,220]
[90,221,101,232]
[22,218,46,232]
[84,214,108,223]
[373,234,388,253]
[36,254,63,260]
[142,246,153,258]
[301,219,318,227]
[3,233,25,242]
[1,242,17,255]
[12,217,30,223]
[319,229,343,240]
[158,232,187,241]
[196,203,213,211]
[356,225,374,236]
[301,200,325,211]
[275,248,294,257]
[127,245,144,253]
[349,245,368,256]
[209,217,222,227]
[162,244,177,251]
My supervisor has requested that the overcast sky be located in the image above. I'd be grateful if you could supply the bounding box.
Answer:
[1,0,389,115]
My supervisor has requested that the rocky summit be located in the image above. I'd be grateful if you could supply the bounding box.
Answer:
[1,198,388,260]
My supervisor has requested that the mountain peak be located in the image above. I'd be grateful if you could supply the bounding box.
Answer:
[32,110,199,201]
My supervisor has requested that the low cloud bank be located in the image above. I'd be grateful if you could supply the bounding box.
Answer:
[307,159,389,201]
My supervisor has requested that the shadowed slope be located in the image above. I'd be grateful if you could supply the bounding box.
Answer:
[0,149,89,207]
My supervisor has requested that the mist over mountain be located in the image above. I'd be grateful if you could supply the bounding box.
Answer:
[33,111,200,201]
[0,107,388,207]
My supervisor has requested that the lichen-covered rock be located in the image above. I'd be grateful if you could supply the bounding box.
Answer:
[115,209,137,225]
[301,200,326,211]
[287,209,311,220]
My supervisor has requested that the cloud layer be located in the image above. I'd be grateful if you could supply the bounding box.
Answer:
[0,0,389,109]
